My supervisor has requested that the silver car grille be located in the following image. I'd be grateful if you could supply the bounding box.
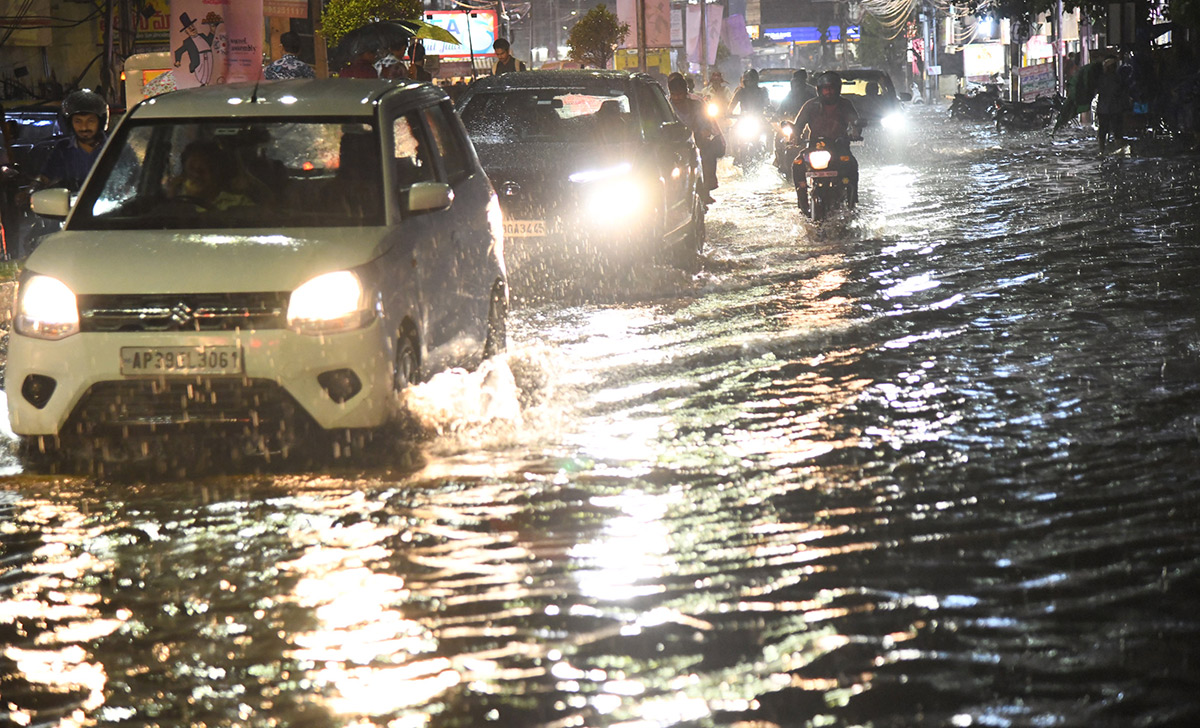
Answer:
[76,293,290,333]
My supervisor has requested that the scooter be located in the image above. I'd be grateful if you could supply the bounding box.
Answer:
[788,123,861,222]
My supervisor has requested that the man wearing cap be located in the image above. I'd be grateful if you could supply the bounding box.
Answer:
[173,12,220,86]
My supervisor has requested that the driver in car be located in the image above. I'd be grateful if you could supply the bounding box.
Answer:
[169,140,254,210]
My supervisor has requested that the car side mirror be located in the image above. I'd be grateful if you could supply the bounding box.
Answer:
[405,181,453,214]
[659,121,691,143]
[30,188,71,219]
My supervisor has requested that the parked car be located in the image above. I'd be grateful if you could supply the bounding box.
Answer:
[837,69,906,132]
[8,78,508,465]
[456,70,705,278]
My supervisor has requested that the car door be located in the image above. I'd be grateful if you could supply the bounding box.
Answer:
[417,101,494,360]
[380,99,461,375]
[633,80,695,238]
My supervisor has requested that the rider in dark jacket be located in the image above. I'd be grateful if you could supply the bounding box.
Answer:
[792,71,861,213]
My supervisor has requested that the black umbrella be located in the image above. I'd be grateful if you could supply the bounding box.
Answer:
[331,20,459,66]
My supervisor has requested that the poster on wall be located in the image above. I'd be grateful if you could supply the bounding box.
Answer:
[169,0,262,87]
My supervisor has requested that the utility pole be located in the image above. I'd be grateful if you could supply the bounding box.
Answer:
[637,0,647,72]
[698,0,707,77]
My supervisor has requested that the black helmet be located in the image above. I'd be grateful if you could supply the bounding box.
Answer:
[815,71,841,103]
[742,68,759,86]
[61,89,109,131]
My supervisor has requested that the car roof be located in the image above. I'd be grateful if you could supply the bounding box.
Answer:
[839,69,893,82]
[464,69,647,92]
[128,79,447,120]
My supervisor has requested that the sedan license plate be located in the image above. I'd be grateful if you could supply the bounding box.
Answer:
[504,219,547,237]
[808,170,839,178]
[120,346,244,376]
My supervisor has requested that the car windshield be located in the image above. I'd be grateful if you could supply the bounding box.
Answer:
[70,119,384,230]
[842,75,895,97]
[460,89,635,144]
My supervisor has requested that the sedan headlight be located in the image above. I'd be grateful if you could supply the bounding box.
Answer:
[570,163,647,222]
[15,275,79,340]
[808,150,833,170]
[287,271,374,335]
[881,112,905,131]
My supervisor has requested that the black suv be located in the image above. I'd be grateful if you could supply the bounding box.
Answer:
[457,70,705,282]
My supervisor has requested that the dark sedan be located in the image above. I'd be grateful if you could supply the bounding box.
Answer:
[457,70,706,282]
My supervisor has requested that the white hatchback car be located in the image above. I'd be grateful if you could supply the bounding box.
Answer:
[8,79,507,461]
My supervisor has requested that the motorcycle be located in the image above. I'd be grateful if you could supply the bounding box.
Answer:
[786,122,860,222]
[728,112,772,168]
[994,95,1063,131]
[949,88,1000,122]
[773,116,802,178]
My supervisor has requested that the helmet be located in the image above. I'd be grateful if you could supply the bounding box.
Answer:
[815,71,841,103]
[742,68,759,86]
[61,89,109,131]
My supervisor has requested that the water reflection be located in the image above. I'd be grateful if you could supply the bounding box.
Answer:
[3,107,1200,727]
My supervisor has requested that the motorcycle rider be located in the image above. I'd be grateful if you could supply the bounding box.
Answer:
[730,68,771,118]
[668,73,722,204]
[778,69,816,119]
[775,70,816,169]
[791,71,861,213]
[35,89,108,193]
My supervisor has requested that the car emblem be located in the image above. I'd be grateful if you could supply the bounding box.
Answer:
[169,301,194,327]
[500,181,520,197]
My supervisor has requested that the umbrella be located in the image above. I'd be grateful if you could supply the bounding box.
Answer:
[332,20,459,65]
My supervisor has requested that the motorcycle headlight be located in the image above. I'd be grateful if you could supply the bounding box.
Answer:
[15,275,79,340]
[808,150,833,170]
[287,271,374,335]
[881,112,905,130]
[706,101,719,118]
[736,116,761,140]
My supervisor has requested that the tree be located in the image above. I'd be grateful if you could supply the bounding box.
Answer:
[567,4,629,69]
[320,0,421,45]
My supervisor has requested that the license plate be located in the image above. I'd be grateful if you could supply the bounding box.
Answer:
[120,346,244,376]
[504,219,547,237]
[808,170,838,178]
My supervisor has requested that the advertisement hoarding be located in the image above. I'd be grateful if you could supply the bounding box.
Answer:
[421,10,498,58]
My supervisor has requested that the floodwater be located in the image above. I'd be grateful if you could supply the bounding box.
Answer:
[3,108,1200,727]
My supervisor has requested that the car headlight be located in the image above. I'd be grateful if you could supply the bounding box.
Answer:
[287,271,374,335]
[808,150,833,170]
[570,163,646,222]
[15,275,79,340]
[881,112,905,130]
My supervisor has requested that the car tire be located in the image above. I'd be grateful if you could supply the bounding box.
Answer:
[484,282,507,359]
[394,327,421,390]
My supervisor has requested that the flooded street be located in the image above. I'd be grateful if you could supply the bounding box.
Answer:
[3,107,1200,727]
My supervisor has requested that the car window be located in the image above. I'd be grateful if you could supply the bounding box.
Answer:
[71,119,384,230]
[460,89,635,144]
[421,102,471,185]
[391,113,436,191]
[633,81,673,136]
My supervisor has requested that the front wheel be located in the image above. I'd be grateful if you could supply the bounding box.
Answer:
[483,283,508,358]
[394,328,421,390]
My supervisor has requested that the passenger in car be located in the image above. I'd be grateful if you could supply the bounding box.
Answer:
[169,140,254,210]
[592,99,627,143]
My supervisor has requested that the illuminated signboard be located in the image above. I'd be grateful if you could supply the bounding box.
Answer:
[761,26,860,43]
[421,10,499,58]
